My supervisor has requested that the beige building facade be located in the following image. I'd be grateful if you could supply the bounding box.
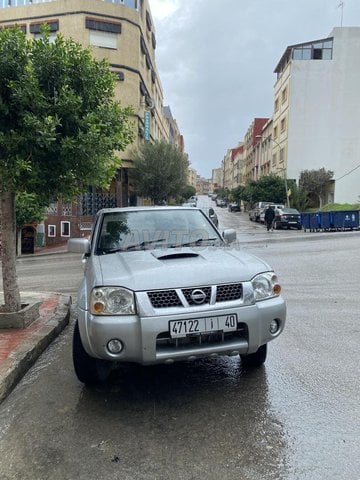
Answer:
[1,0,181,247]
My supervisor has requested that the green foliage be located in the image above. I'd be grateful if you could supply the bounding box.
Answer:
[181,184,197,201]
[0,27,135,201]
[214,187,229,200]
[308,203,360,212]
[243,175,287,205]
[287,182,310,212]
[15,192,46,227]
[131,141,189,203]
[230,185,245,203]
[299,168,334,209]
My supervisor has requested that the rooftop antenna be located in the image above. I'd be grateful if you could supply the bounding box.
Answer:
[337,1,344,27]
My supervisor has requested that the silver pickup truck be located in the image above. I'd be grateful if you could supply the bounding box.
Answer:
[68,206,286,384]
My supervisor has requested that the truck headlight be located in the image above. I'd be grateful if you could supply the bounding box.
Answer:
[90,287,135,315]
[252,272,281,301]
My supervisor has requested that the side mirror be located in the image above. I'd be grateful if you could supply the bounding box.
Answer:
[68,238,91,254]
[222,229,236,244]
[209,208,215,216]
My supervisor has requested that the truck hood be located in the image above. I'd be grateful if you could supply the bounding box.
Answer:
[90,246,271,291]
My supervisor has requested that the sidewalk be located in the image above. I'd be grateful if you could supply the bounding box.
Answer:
[0,293,71,404]
[33,241,69,256]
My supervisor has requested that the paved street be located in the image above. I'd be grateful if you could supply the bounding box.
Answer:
[0,200,359,480]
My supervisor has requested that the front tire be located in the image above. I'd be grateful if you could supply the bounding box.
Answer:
[240,344,267,367]
[72,320,111,385]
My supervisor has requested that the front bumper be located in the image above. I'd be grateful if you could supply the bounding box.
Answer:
[77,297,286,365]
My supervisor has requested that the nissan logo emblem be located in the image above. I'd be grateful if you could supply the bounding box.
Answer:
[190,289,207,304]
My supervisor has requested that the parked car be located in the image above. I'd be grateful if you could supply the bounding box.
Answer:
[250,202,274,222]
[188,196,197,206]
[216,198,227,207]
[182,202,196,207]
[68,206,286,384]
[274,207,302,229]
[259,204,285,223]
[228,202,240,212]
[249,209,256,221]
[207,207,218,227]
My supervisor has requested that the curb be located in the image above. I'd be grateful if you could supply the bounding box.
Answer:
[237,228,360,245]
[0,295,71,404]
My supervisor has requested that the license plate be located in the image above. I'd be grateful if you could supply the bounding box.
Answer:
[169,314,238,338]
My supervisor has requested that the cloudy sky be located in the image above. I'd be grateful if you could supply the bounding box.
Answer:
[148,0,360,179]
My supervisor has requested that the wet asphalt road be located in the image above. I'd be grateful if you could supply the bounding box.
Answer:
[0,197,359,479]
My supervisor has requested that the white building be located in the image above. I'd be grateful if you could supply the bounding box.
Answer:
[274,27,360,204]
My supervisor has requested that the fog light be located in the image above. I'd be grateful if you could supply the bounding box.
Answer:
[107,339,123,354]
[269,320,279,334]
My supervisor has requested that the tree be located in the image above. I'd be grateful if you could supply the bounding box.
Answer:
[180,184,197,202]
[131,141,189,204]
[15,193,46,228]
[286,182,310,212]
[230,185,245,203]
[243,175,287,205]
[299,168,334,209]
[0,27,134,313]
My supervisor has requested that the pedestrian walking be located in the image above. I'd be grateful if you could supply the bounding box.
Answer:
[264,205,275,231]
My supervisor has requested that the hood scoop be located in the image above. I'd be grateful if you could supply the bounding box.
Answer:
[152,250,200,260]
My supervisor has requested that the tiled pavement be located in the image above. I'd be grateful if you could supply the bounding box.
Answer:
[0,293,71,404]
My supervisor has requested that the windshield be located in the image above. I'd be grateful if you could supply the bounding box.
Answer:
[96,209,222,254]
[282,208,299,214]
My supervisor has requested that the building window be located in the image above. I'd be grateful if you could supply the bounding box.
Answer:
[33,32,57,42]
[279,147,285,163]
[62,203,72,216]
[151,32,156,50]
[80,222,93,231]
[89,30,117,49]
[86,18,121,33]
[46,202,58,214]
[48,225,56,237]
[30,20,59,33]
[274,125,278,139]
[61,221,70,237]
[280,117,286,132]
[113,71,125,81]
[86,18,121,49]
[146,10,151,31]
[281,88,287,104]
[103,0,139,7]
[274,98,279,112]
[140,36,146,54]
[292,38,333,61]
[2,23,26,32]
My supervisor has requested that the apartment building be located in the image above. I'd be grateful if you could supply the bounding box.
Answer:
[1,0,176,247]
[243,118,269,184]
[187,167,197,190]
[218,27,360,205]
[256,118,273,177]
[211,167,223,190]
[273,27,360,203]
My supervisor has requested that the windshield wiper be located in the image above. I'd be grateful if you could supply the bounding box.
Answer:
[173,238,218,248]
[120,238,168,252]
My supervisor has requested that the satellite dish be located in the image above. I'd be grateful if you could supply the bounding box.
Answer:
[145,95,155,110]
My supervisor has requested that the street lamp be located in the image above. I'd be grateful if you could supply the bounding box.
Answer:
[256,135,290,207]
